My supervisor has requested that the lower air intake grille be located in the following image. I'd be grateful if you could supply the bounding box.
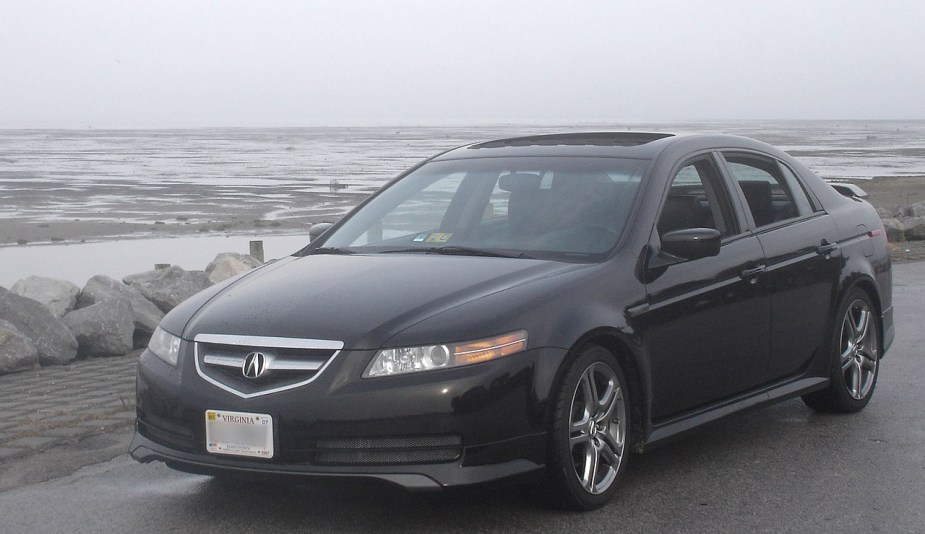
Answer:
[313,435,462,465]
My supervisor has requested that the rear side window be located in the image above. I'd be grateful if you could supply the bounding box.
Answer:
[722,153,814,228]
[777,162,818,213]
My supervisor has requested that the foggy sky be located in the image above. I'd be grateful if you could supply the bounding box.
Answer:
[1,0,922,128]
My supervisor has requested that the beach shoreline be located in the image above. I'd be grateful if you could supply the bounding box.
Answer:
[3,175,924,263]
[0,185,359,248]
[4,122,925,264]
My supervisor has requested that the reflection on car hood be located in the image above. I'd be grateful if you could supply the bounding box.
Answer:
[181,254,585,349]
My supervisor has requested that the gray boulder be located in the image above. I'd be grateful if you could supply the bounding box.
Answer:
[123,266,212,313]
[63,297,134,358]
[0,286,78,366]
[10,275,80,318]
[910,201,925,218]
[901,216,925,241]
[0,319,40,374]
[881,217,905,243]
[205,252,262,284]
[78,275,164,343]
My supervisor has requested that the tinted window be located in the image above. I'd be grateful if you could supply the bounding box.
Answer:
[777,162,817,213]
[658,157,736,238]
[722,153,806,228]
[322,157,649,260]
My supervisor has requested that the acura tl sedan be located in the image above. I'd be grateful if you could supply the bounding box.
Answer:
[131,132,893,510]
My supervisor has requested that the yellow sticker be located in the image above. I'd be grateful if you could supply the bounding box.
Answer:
[425,232,452,243]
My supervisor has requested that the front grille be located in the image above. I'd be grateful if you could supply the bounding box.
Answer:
[313,435,463,465]
[194,334,343,398]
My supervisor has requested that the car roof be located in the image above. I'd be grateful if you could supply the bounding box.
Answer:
[430,132,787,162]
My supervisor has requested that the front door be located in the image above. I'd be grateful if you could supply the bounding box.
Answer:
[638,155,771,421]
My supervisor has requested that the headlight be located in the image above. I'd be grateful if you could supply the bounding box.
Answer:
[364,330,528,378]
[148,326,181,366]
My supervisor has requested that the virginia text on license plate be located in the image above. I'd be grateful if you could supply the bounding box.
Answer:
[205,409,274,459]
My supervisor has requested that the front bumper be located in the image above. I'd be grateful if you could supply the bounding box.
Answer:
[130,430,544,490]
[131,344,567,489]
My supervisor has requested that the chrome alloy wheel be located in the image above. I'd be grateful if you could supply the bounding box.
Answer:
[568,362,626,495]
[840,298,879,400]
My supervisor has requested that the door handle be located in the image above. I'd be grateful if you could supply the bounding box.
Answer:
[816,241,839,257]
[740,265,767,283]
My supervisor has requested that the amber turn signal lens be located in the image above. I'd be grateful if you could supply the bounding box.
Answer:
[453,331,528,365]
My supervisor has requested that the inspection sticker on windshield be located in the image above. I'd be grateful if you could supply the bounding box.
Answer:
[425,232,452,243]
[205,410,274,459]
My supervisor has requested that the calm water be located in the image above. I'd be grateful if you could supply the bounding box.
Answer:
[0,234,311,288]
[2,121,924,225]
[2,121,924,286]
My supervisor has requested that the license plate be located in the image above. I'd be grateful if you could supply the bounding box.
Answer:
[205,410,274,459]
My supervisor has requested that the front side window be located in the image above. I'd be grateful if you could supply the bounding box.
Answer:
[657,157,736,238]
[318,157,649,261]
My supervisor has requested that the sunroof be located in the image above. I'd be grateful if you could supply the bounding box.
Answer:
[470,132,673,149]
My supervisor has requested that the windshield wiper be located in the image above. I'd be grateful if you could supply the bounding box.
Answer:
[311,247,355,255]
[380,246,532,259]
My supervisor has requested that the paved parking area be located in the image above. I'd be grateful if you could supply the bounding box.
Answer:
[0,351,138,461]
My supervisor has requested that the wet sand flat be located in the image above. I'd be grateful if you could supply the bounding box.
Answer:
[1,123,924,273]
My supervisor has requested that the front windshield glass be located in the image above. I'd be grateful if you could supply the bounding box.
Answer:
[318,156,648,261]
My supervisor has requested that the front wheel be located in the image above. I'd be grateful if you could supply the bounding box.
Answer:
[543,345,630,510]
[803,288,880,413]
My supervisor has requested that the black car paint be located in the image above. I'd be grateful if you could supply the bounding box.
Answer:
[180,254,589,349]
[131,133,892,489]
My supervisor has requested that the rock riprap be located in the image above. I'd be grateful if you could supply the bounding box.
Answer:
[0,286,78,366]
[123,266,212,313]
[63,297,135,358]
[10,275,80,318]
[0,318,40,374]
[78,275,164,347]
[206,252,263,284]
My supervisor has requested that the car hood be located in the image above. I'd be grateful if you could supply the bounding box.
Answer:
[180,253,587,349]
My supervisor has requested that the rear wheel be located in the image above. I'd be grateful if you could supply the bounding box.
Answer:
[803,288,880,413]
[544,345,629,510]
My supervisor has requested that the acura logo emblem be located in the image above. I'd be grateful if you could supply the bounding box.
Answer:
[243,352,268,379]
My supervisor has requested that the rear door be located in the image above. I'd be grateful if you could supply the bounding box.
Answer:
[720,152,840,379]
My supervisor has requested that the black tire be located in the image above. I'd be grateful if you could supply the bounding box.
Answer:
[542,344,630,510]
[802,288,880,413]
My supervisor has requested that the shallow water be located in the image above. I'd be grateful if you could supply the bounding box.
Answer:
[0,234,311,288]
[2,122,924,227]
[2,121,924,287]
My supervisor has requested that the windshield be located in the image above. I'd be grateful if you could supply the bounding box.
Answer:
[316,156,648,261]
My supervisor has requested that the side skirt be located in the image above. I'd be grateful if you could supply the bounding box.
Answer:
[642,376,828,450]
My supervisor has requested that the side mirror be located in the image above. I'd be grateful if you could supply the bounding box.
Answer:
[660,228,721,260]
[309,222,334,242]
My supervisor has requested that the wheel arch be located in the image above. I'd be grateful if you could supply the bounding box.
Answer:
[556,328,650,453]
[837,274,886,358]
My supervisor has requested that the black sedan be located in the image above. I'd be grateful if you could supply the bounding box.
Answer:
[131,132,893,510]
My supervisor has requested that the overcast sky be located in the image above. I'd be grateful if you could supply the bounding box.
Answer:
[1,1,922,128]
